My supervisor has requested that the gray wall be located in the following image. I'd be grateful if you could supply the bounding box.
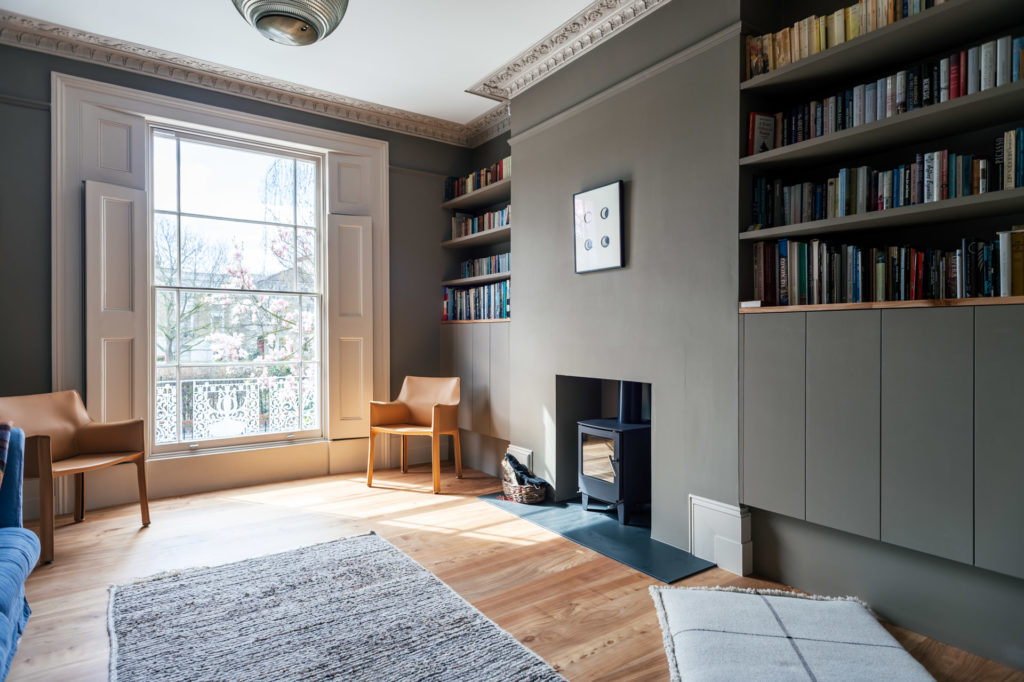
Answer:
[0,43,465,400]
[508,3,741,549]
[753,510,1024,669]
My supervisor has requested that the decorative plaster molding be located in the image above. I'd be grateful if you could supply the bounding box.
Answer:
[1,2,669,148]
[466,103,512,148]
[0,11,477,146]
[467,0,672,102]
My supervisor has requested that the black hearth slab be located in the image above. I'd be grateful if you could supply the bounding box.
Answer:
[479,493,716,584]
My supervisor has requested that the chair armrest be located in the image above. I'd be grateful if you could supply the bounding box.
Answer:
[0,428,27,529]
[431,403,459,434]
[76,419,144,454]
[23,435,50,480]
[370,401,410,427]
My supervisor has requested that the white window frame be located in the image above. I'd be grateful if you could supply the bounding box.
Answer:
[52,74,390,462]
[147,124,328,455]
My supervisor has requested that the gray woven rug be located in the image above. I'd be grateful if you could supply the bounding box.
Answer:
[108,532,564,681]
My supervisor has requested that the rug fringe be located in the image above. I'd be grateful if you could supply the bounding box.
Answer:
[649,584,876,616]
[107,584,119,682]
[108,530,378,588]
[648,586,683,682]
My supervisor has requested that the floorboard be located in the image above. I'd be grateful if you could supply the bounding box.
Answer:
[12,465,1022,681]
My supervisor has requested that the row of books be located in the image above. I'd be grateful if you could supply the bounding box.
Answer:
[459,253,510,279]
[745,0,946,80]
[442,281,511,321]
[748,36,1024,155]
[443,156,512,201]
[451,205,510,239]
[751,230,1024,307]
[751,129,1024,228]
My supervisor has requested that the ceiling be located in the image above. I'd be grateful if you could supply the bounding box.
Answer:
[0,0,594,125]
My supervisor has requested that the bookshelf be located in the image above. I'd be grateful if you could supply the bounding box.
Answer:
[441,177,511,211]
[740,0,1024,312]
[441,157,511,324]
[740,293,1024,313]
[439,157,513,443]
[442,271,512,287]
[740,186,1024,241]
[741,0,1023,95]
[739,0,1024,580]
[742,78,1024,169]
[441,225,512,250]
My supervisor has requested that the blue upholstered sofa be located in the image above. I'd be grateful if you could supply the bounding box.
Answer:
[0,429,41,679]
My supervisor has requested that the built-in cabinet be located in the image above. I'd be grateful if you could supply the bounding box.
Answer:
[880,307,973,563]
[742,304,1024,577]
[742,312,805,520]
[806,310,880,541]
[440,321,510,441]
[974,305,1024,580]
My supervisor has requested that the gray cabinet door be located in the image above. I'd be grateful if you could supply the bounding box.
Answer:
[881,307,973,564]
[806,310,881,540]
[452,325,474,430]
[471,323,491,435]
[489,322,510,440]
[975,305,1024,579]
[742,312,806,519]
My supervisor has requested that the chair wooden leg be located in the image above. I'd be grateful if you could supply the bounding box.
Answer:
[401,435,408,474]
[73,473,85,523]
[136,457,151,527]
[367,430,375,487]
[453,430,463,479]
[430,436,441,494]
[38,468,54,564]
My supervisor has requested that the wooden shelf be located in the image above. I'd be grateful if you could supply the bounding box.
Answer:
[441,225,511,249]
[740,0,1024,96]
[441,177,511,211]
[741,80,1024,171]
[739,295,1024,314]
[441,272,511,287]
[442,319,511,324]
[739,187,1024,241]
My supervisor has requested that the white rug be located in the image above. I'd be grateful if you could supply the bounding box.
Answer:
[108,532,565,681]
[650,586,934,682]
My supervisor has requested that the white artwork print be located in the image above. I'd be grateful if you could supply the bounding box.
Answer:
[574,181,622,272]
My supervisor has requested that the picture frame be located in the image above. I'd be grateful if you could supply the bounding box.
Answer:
[573,180,624,274]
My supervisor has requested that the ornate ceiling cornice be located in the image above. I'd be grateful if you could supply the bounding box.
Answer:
[467,0,671,102]
[0,2,669,147]
[0,11,478,146]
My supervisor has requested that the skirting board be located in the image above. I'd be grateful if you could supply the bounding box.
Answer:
[688,494,752,576]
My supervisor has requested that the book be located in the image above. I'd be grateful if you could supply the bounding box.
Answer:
[1014,37,1024,82]
[1013,229,1024,296]
[967,46,981,95]
[996,36,1011,87]
[939,57,950,102]
[748,112,776,156]
[980,41,996,91]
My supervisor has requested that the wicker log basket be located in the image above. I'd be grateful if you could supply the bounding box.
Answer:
[501,455,546,504]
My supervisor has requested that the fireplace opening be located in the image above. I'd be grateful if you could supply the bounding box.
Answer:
[578,380,651,526]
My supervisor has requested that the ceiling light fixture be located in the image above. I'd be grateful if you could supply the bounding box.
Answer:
[231,0,349,46]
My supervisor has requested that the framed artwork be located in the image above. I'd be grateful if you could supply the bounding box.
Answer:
[573,180,623,273]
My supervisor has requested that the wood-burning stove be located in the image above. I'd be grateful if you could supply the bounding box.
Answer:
[577,381,651,525]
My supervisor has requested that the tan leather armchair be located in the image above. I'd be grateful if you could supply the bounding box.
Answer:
[0,390,149,563]
[368,377,461,494]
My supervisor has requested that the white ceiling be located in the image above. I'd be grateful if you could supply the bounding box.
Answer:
[1,0,594,124]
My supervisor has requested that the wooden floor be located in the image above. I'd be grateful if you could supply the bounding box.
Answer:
[12,465,1023,681]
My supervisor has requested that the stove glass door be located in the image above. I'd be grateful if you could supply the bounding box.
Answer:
[581,432,616,483]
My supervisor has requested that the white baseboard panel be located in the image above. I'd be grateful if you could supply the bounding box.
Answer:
[23,441,330,520]
[689,494,752,576]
